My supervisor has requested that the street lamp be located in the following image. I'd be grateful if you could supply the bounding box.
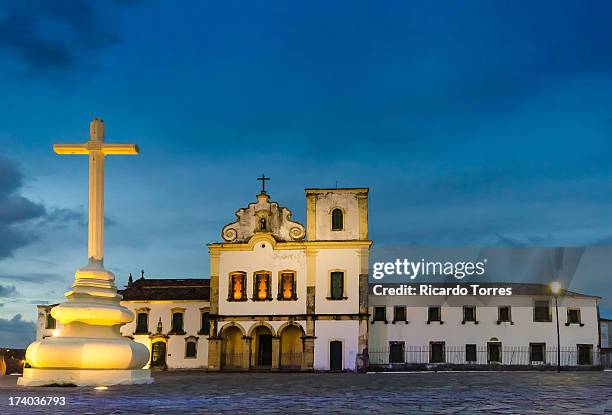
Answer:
[550,281,562,373]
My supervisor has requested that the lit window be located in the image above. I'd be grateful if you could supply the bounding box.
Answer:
[279,272,296,300]
[254,272,271,300]
[331,208,343,231]
[229,272,246,301]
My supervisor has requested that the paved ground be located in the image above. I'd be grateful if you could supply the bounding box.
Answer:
[0,371,611,414]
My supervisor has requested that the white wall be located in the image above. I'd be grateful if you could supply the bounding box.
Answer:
[315,249,361,314]
[369,294,599,352]
[314,192,359,241]
[121,300,209,369]
[218,242,307,316]
[314,320,360,371]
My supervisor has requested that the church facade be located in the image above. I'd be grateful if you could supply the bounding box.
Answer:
[206,187,371,371]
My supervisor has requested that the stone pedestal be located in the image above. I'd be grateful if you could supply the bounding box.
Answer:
[18,368,152,387]
[19,261,152,386]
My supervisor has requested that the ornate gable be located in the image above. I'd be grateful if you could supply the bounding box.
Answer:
[221,192,305,243]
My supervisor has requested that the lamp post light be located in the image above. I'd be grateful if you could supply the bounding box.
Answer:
[550,281,562,373]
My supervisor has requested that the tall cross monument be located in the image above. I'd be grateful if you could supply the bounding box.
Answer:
[19,118,152,387]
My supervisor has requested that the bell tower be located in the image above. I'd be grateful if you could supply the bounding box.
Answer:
[305,188,368,241]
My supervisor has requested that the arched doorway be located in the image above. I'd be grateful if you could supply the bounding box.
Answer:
[252,325,274,368]
[330,340,343,371]
[221,325,244,369]
[279,324,303,369]
[151,341,167,369]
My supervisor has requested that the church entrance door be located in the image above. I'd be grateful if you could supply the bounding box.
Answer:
[330,340,343,371]
[257,335,273,367]
[151,341,167,368]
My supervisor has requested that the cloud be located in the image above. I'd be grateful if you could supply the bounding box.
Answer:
[0,156,46,259]
[0,272,62,283]
[0,314,35,348]
[0,285,18,297]
[0,0,137,77]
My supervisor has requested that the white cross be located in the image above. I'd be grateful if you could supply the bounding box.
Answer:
[54,118,138,262]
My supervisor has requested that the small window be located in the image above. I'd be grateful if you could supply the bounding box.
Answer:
[389,342,405,363]
[428,306,441,322]
[254,272,271,300]
[185,341,197,358]
[430,342,445,363]
[488,342,501,363]
[373,306,386,322]
[46,313,56,330]
[135,312,148,333]
[331,208,343,231]
[279,272,297,300]
[171,312,184,333]
[229,272,246,301]
[200,312,210,335]
[530,343,545,363]
[463,306,476,322]
[534,300,551,322]
[393,306,406,322]
[577,344,593,365]
[330,271,344,300]
[498,306,511,323]
[567,308,581,324]
[465,344,477,362]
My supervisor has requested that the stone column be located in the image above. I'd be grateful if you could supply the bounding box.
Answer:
[272,336,280,371]
[241,336,251,371]
[207,338,221,371]
[301,335,315,371]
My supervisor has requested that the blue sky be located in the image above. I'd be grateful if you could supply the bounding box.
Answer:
[1,0,612,347]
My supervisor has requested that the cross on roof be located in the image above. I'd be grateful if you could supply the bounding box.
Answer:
[257,174,270,193]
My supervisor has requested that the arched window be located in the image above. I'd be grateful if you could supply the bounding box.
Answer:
[185,339,197,358]
[253,272,272,300]
[135,312,148,333]
[46,313,56,330]
[331,208,343,231]
[229,272,247,301]
[278,271,297,300]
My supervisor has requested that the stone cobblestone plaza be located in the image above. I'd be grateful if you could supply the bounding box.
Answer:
[1,371,611,414]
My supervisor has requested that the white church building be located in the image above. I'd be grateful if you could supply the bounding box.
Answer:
[35,185,602,371]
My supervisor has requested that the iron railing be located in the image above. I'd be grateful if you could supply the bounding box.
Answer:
[369,346,600,367]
